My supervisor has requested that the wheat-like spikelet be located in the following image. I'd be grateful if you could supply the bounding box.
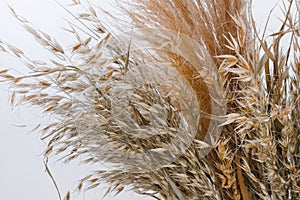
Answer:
[1,0,300,199]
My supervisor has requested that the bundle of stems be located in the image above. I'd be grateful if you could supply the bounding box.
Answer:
[1,0,300,199]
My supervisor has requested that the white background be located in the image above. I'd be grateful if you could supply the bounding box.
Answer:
[0,0,284,200]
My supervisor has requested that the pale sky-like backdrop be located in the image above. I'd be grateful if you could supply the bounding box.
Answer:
[0,0,285,200]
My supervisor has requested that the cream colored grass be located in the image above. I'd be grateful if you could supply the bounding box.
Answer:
[0,0,300,199]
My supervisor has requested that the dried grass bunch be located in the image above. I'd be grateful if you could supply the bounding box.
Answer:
[1,0,300,199]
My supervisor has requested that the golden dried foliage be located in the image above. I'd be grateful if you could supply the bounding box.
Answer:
[1,0,300,200]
